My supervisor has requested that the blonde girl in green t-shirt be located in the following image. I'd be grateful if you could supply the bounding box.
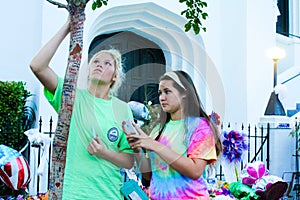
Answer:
[30,16,134,199]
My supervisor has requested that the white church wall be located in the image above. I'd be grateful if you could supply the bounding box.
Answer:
[245,0,277,124]
[193,0,277,124]
[0,0,44,125]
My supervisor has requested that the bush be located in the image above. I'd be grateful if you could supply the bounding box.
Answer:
[0,81,31,151]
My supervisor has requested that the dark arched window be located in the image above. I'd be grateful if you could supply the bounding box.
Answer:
[88,31,166,103]
[276,0,289,36]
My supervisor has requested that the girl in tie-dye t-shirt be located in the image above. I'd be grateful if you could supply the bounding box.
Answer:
[148,117,217,199]
[123,71,222,200]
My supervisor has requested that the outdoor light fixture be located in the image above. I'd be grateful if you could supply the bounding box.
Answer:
[264,47,286,116]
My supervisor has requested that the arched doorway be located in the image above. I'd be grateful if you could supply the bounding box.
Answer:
[89,31,166,103]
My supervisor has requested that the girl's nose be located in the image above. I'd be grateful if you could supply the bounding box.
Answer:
[159,93,166,101]
[97,63,102,68]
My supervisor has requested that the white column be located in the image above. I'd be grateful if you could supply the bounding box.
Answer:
[259,116,295,177]
[290,0,300,36]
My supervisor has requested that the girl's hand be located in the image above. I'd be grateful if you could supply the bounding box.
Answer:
[122,121,148,152]
[132,122,148,137]
[122,120,147,136]
[87,134,107,158]
[126,134,160,152]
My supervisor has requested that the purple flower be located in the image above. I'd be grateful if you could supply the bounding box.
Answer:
[222,130,248,163]
[221,187,231,195]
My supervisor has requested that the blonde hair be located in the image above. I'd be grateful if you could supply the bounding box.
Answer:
[88,49,125,96]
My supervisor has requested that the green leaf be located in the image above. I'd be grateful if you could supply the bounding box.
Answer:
[185,21,192,32]
[202,1,208,7]
[92,2,97,10]
[96,0,102,8]
[198,2,204,8]
[202,12,208,20]
[194,17,200,24]
[190,10,195,17]
[196,7,203,13]
[91,0,109,10]
[186,11,191,18]
[186,1,192,7]
[97,1,102,8]
[181,0,208,34]
[192,23,200,34]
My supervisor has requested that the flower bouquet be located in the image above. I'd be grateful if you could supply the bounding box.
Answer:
[221,129,248,183]
[209,161,288,200]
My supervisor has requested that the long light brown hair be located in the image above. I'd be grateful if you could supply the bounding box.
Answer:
[154,70,222,157]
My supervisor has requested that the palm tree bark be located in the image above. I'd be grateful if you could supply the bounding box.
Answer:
[48,2,87,199]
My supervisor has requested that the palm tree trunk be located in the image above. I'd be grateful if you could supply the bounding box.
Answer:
[49,2,86,199]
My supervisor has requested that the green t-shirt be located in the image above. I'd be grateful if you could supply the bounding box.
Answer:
[44,77,133,199]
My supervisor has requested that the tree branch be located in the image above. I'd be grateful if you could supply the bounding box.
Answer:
[46,0,69,10]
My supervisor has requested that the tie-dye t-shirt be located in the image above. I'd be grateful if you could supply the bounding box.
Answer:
[149,117,217,200]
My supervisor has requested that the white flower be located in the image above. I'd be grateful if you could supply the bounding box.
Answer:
[274,84,288,100]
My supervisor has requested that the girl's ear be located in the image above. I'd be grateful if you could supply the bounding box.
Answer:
[112,73,117,81]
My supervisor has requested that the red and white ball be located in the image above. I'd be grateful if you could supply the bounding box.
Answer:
[0,145,30,190]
